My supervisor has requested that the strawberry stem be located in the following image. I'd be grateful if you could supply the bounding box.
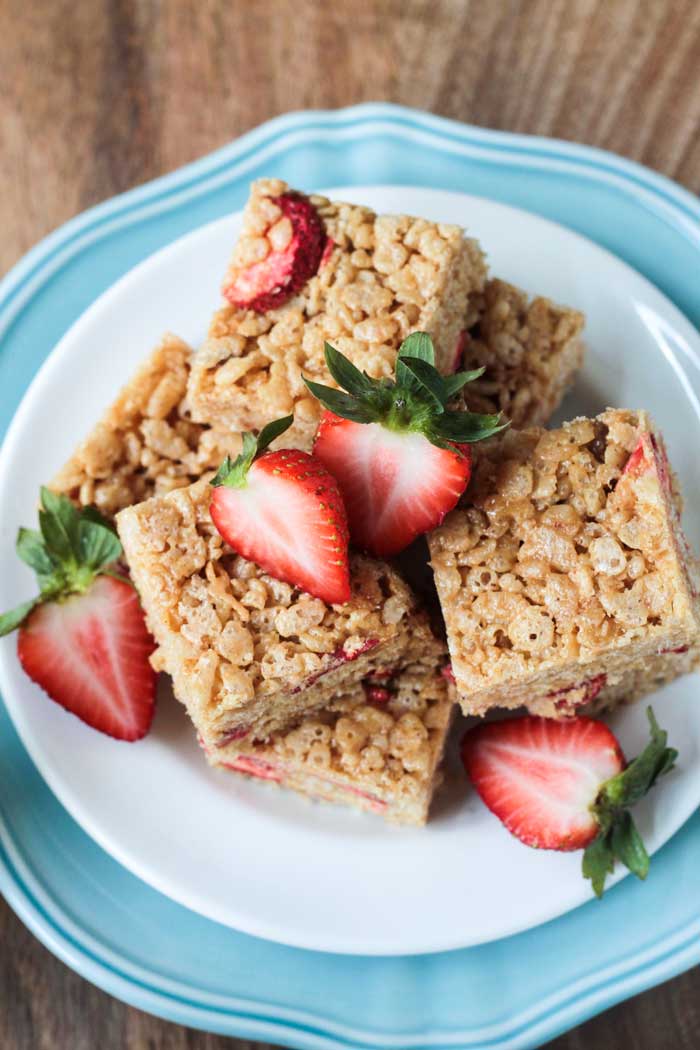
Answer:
[583,707,677,897]
[211,415,294,490]
[303,334,507,449]
[0,489,124,637]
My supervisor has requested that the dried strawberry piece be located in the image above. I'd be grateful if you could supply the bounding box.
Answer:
[659,644,689,655]
[224,755,283,782]
[319,236,335,268]
[223,193,325,312]
[364,685,392,704]
[216,725,251,748]
[622,436,652,479]
[441,662,456,685]
[450,331,469,373]
[548,674,607,713]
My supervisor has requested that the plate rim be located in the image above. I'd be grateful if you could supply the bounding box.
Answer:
[2,103,700,1047]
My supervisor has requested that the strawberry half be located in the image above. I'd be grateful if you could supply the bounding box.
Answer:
[210,415,351,605]
[462,709,678,897]
[304,333,506,557]
[223,192,325,313]
[0,489,156,741]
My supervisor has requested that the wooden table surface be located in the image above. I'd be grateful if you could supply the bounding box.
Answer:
[1,1,699,1047]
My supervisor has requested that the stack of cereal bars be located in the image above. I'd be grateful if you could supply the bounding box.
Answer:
[53,179,700,825]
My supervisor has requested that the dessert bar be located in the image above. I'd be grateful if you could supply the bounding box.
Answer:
[209,622,453,825]
[429,409,700,718]
[458,278,585,428]
[51,333,241,519]
[116,477,423,747]
[187,178,487,447]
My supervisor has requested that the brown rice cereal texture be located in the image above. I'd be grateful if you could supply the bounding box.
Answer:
[51,333,243,519]
[458,278,585,428]
[209,619,454,825]
[116,476,422,747]
[187,178,487,448]
[429,409,700,719]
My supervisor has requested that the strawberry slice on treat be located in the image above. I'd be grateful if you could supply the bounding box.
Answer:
[210,415,351,605]
[223,193,325,313]
[0,489,156,741]
[304,333,507,557]
[462,709,678,897]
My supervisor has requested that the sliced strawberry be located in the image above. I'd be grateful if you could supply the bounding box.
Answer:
[223,193,325,312]
[1,489,156,741]
[210,416,350,605]
[314,412,471,557]
[303,333,505,557]
[463,716,624,851]
[462,709,678,897]
[18,576,155,741]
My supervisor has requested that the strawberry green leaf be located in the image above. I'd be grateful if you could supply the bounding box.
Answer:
[79,520,123,572]
[398,356,447,413]
[443,367,486,400]
[2,494,129,636]
[212,417,297,491]
[432,410,508,444]
[80,505,118,534]
[211,455,235,487]
[257,414,294,453]
[397,332,435,365]
[303,336,509,449]
[16,528,55,576]
[582,832,615,898]
[39,487,81,563]
[585,707,676,897]
[0,599,38,638]
[324,343,376,399]
[610,810,650,882]
[303,379,380,424]
[599,707,678,810]
[396,333,436,392]
[211,432,257,489]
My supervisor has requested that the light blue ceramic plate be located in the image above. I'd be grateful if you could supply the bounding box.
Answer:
[1,103,700,1048]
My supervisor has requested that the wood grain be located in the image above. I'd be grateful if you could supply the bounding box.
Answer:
[1,1,700,1047]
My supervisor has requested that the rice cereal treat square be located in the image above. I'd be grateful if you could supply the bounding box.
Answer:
[209,619,454,825]
[429,409,700,719]
[187,178,487,448]
[458,278,585,428]
[116,477,423,748]
[51,333,243,519]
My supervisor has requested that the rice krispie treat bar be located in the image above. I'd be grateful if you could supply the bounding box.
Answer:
[457,278,585,428]
[51,333,242,519]
[208,622,454,825]
[187,178,487,448]
[429,409,700,719]
[116,477,423,748]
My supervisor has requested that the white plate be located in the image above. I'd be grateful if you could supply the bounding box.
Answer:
[1,186,700,957]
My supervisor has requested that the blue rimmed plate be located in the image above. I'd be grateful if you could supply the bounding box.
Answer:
[2,103,700,1046]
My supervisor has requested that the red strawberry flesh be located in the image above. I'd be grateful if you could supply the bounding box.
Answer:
[210,448,351,605]
[224,756,283,782]
[313,411,472,557]
[462,716,625,851]
[223,193,325,313]
[548,674,607,712]
[17,575,156,741]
